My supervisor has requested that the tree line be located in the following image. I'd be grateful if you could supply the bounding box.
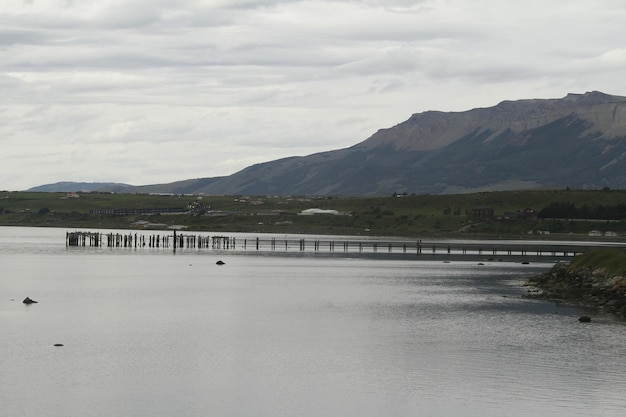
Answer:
[538,202,626,220]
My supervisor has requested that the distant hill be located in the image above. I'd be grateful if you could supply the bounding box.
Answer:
[27,178,223,194]
[27,182,133,193]
[28,91,626,195]
[190,91,626,195]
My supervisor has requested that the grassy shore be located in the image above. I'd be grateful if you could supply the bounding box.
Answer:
[2,189,626,239]
[527,249,626,320]
[5,189,626,318]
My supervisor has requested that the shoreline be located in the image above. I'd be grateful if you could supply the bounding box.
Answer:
[526,262,626,320]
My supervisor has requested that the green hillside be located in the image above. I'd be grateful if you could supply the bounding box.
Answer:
[2,189,626,238]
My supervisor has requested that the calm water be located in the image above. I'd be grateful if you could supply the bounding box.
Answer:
[1,227,625,417]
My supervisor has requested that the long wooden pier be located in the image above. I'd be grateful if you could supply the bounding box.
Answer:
[64,230,617,262]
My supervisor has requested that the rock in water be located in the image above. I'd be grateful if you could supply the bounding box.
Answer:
[578,315,591,323]
[216,260,225,265]
[23,297,38,304]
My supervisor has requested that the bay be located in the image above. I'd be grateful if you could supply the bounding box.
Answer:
[1,227,625,417]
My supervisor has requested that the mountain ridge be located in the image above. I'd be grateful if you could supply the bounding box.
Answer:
[357,91,626,152]
[27,91,626,196]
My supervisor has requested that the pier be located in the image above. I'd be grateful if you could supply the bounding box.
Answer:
[63,230,617,262]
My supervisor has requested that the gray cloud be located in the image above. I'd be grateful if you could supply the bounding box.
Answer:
[1,0,626,189]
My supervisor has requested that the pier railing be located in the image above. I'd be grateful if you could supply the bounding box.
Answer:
[64,230,612,262]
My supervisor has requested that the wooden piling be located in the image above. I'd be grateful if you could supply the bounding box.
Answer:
[64,231,585,262]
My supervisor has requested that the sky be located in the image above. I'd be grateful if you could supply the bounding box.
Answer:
[1,0,626,190]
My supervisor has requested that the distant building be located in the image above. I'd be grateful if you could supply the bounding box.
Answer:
[204,211,231,217]
[522,208,536,218]
[588,230,602,237]
[256,210,287,216]
[299,208,340,216]
[130,220,168,229]
[500,212,518,220]
[471,207,494,219]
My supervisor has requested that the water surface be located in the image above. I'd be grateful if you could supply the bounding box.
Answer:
[1,227,625,417]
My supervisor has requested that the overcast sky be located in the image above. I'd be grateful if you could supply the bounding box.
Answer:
[1,0,625,190]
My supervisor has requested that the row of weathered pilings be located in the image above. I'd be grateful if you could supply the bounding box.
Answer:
[66,231,235,249]
[64,231,599,261]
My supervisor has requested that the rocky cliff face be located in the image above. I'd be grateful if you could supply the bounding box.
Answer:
[186,91,626,196]
[358,91,626,152]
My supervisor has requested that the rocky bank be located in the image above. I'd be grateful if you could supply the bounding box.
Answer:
[527,263,626,320]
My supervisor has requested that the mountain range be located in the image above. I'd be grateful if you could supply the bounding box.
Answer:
[29,91,626,196]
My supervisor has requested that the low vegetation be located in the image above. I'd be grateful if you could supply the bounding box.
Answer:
[1,188,626,239]
[570,249,626,276]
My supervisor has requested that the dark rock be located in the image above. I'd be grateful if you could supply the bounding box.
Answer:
[578,315,592,323]
[23,297,38,304]
[216,260,225,265]
[54,344,64,347]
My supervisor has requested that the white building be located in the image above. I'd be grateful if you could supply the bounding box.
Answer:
[298,208,339,216]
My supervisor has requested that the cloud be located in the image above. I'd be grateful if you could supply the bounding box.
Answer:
[1,0,626,190]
